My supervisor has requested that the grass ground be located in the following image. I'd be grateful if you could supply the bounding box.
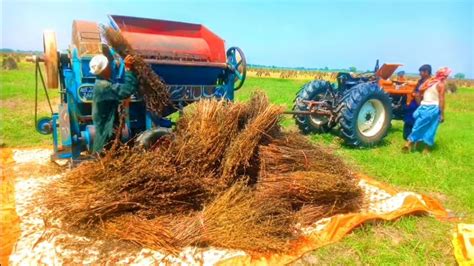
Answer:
[1,64,473,264]
[239,78,473,265]
[0,62,59,147]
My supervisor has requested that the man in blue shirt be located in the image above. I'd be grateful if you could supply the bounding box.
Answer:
[402,64,431,140]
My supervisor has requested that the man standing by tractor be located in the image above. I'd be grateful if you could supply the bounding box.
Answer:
[89,50,138,153]
[403,67,451,153]
[402,64,432,140]
[396,70,406,83]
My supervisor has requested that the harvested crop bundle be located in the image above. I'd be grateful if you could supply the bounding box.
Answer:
[44,146,218,229]
[103,183,295,254]
[41,91,363,255]
[186,182,294,253]
[104,215,179,254]
[256,171,362,212]
[102,27,170,116]
[2,56,18,70]
[170,99,245,178]
[259,132,354,178]
[222,92,283,184]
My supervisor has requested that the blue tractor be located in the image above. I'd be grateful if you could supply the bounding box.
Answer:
[32,15,246,164]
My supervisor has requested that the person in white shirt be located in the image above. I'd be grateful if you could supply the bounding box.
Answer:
[402,67,451,154]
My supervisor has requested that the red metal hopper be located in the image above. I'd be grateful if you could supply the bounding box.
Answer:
[108,15,226,66]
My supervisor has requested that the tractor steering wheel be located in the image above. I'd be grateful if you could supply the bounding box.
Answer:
[226,47,247,90]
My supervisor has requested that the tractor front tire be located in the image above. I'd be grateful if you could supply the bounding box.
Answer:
[339,83,392,147]
[293,80,333,134]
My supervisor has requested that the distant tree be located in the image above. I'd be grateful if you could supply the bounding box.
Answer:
[349,66,357,72]
[323,66,329,71]
[454,73,465,79]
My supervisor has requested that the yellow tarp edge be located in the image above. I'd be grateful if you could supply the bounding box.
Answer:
[452,223,474,265]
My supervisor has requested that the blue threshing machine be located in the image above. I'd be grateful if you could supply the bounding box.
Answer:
[32,15,247,163]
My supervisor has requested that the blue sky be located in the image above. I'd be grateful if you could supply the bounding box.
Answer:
[1,0,473,77]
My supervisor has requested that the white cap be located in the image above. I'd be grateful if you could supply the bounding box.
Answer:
[89,54,109,75]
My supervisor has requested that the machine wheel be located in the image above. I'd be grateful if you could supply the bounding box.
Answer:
[293,80,333,134]
[226,47,247,90]
[136,127,172,149]
[339,83,392,147]
[43,30,59,89]
[36,117,53,135]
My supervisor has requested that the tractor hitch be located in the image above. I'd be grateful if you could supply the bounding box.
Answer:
[284,99,333,116]
[283,109,332,116]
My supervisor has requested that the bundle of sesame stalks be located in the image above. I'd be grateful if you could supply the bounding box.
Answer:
[102,26,171,116]
[41,91,363,256]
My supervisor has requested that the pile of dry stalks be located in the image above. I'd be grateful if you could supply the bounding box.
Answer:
[42,92,363,255]
[102,27,171,116]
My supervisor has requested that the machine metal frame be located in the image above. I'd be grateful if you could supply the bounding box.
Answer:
[32,15,247,163]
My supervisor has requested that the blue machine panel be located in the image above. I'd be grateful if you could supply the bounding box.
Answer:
[149,63,226,85]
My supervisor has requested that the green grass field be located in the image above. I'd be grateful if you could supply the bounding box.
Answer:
[1,62,473,264]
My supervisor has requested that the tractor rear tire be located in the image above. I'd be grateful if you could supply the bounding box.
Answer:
[339,82,392,147]
[293,80,333,134]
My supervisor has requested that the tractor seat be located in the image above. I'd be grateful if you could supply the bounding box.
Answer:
[392,80,406,85]
[379,79,393,86]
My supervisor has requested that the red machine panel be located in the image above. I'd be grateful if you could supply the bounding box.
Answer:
[108,15,226,65]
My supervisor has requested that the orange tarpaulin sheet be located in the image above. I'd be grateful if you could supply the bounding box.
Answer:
[0,149,21,266]
[219,174,449,265]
